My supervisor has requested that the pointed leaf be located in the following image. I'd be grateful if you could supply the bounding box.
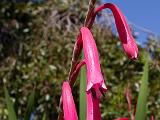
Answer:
[135,57,149,120]
[24,90,35,120]
[4,87,17,120]
[42,113,46,120]
[80,53,87,120]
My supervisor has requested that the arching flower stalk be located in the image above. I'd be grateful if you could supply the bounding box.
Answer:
[89,3,138,60]
[68,3,138,87]
[58,2,139,120]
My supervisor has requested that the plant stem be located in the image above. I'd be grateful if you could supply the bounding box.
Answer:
[68,0,96,83]
[84,0,96,27]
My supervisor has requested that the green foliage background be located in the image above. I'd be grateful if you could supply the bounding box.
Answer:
[0,0,159,120]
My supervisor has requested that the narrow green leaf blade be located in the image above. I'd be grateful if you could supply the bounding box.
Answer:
[4,87,17,120]
[135,58,149,120]
[79,53,86,120]
[42,112,46,120]
[24,90,35,120]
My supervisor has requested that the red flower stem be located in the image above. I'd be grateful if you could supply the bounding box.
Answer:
[68,0,96,85]
[84,0,96,27]
[125,86,135,120]
[69,60,85,87]
[58,1,97,119]
[68,34,83,82]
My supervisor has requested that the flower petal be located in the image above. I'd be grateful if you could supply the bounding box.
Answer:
[80,27,107,96]
[89,3,138,60]
[62,82,78,120]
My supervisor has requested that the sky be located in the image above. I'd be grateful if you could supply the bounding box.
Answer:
[102,0,160,44]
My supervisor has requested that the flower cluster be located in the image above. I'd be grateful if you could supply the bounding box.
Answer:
[59,2,138,120]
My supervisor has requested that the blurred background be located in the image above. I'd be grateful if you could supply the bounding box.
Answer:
[0,0,159,120]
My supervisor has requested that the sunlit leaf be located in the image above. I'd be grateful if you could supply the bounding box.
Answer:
[80,53,86,120]
[135,57,149,120]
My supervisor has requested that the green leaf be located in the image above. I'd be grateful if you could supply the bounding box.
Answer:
[135,57,149,120]
[24,90,35,120]
[42,112,46,120]
[4,87,17,120]
[79,53,86,120]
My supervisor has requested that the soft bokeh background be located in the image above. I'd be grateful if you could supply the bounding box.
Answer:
[0,0,159,120]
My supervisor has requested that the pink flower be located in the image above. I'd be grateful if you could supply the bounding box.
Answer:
[80,27,107,96]
[59,3,140,120]
[62,81,78,120]
[69,26,108,120]
[89,3,138,60]
[80,27,107,120]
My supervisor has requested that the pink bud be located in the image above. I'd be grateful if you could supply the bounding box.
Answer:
[62,82,78,120]
[90,3,138,60]
[150,115,154,120]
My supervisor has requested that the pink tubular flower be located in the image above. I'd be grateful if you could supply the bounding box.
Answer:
[80,27,107,96]
[89,3,138,60]
[59,2,140,120]
[62,81,78,120]
[80,27,107,120]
